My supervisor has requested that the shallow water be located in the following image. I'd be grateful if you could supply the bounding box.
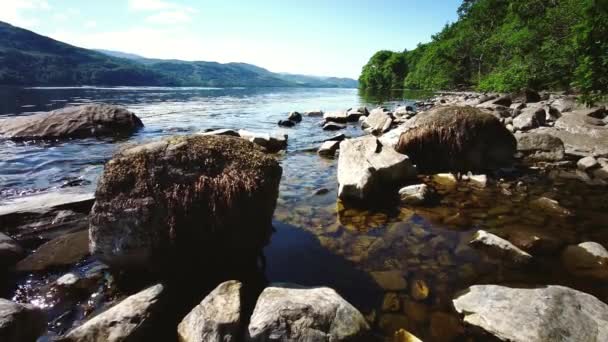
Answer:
[1,86,607,341]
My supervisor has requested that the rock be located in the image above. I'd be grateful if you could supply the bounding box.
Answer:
[238,129,287,153]
[499,225,565,255]
[468,174,487,188]
[396,106,516,173]
[345,107,368,121]
[15,230,89,272]
[0,233,24,266]
[453,285,608,342]
[410,279,430,301]
[491,95,512,107]
[429,312,464,341]
[322,122,346,131]
[371,271,407,291]
[277,119,295,127]
[89,135,282,270]
[61,284,165,342]
[513,88,541,103]
[288,111,302,122]
[577,156,599,171]
[551,96,577,113]
[562,242,608,280]
[199,129,240,137]
[313,188,329,196]
[324,109,362,123]
[317,140,340,158]
[394,329,422,342]
[382,292,400,312]
[323,133,346,142]
[469,230,532,264]
[247,284,369,341]
[513,107,546,131]
[0,104,143,140]
[337,136,416,202]
[178,280,242,342]
[362,108,393,135]
[432,173,457,189]
[530,197,571,217]
[0,298,46,342]
[516,133,565,163]
[399,184,432,206]
[305,110,324,117]
[56,272,82,288]
[394,106,415,117]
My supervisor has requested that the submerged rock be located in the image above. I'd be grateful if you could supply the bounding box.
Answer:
[60,284,165,342]
[469,230,532,264]
[89,135,282,270]
[516,133,565,163]
[178,281,242,342]
[453,285,608,342]
[0,299,46,342]
[371,270,408,291]
[398,184,432,206]
[15,229,89,272]
[337,136,416,202]
[562,242,608,280]
[247,284,369,341]
[0,104,143,140]
[395,106,516,173]
[238,129,288,153]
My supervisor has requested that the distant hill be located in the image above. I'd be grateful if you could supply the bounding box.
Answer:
[0,21,357,88]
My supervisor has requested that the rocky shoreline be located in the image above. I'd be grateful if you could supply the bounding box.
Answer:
[1,92,608,341]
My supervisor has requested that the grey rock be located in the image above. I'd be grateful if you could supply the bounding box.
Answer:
[0,104,143,140]
[0,299,46,342]
[470,230,532,264]
[0,232,24,266]
[178,281,242,342]
[337,136,416,202]
[551,96,577,113]
[453,285,608,342]
[60,284,165,342]
[516,133,565,163]
[16,230,89,272]
[362,108,393,135]
[513,107,546,131]
[577,156,599,171]
[562,242,608,280]
[317,140,340,158]
[247,284,369,341]
[491,95,512,107]
[239,129,288,153]
[399,184,431,206]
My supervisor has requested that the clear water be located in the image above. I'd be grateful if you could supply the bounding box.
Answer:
[2,86,607,341]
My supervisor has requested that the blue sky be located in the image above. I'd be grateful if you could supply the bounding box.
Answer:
[0,0,461,78]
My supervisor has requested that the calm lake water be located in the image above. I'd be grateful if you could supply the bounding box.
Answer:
[1,86,607,341]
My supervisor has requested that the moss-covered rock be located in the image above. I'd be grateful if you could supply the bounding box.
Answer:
[395,106,516,173]
[89,135,282,270]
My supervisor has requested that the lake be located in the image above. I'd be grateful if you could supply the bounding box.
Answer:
[1,86,607,341]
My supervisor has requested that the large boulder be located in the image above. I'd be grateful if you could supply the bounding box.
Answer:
[60,284,166,342]
[0,299,46,342]
[247,284,369,341]
[0,104,143,140]
[178,280,242,342]
[395,106,516,173]
[516,133,565,163]
[89,135,282,270]
[513,107,546,131]
[453,285,608,342]
[337,136,416,202]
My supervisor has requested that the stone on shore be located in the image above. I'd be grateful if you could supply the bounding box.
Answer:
[0,233,24,266]
[0,298,47,342]
[469,230,532,264]
[247,284,369,341]
[238,129,287,153]
[15,230,89,272]
[178,281,242,342]
[362,108,393,135]
[60,284,165,342]
[516,133,565,163]
[513,107,546,131]
[89,135,282,270]
[317,140,340,158]
[562,242,608,280]
[324,109,363,123]
[453,285,608,342]
[399,184,432,206]
[577,156,599,171]
[396,106,516,172]
[337,136,416,202]
[0,104,143,140]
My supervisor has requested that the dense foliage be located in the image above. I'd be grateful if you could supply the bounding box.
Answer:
[359,0,608,102]
[0,21,357,88]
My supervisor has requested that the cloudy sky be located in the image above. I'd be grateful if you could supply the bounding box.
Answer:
[0,0,461,78]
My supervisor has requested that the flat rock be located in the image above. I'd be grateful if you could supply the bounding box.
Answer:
[317,140,340,158]
[0,298,47,342]
[453,285,608,342]
[238,129,287,153]
[562,241,608,280]
[247,284,369,341]
[469,230,532,264]
[15,229,89,272]
[178,280,242,342]
[516,133,565,163]
[0,104,143,140]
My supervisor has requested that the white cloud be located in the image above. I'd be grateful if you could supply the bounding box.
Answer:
[84,20,97,29]
[0,0,50,29]
[128,0,196,26]
[145,10,193,24]
[128,0,175,11]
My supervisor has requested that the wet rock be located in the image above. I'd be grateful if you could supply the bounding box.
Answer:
[199,128,240,137]
[513,107,546,131]
[432,173,457,189]
[288,111,303,123]
[402,300,428,324]
[362,108,393,135]
[469,230,532,264]
[313,188,329,196]
[398,184,432,206]
[468,174,487,188]
[305,110,324,117]
[60,284,165,342]
[530,197,571,217]
[500,225,565,255]
[16,229,89,272]
[0,104,143,140]
[277,119,295,127]
[323,133,346,142]
[0,298,46,342]
[516,133,565,163]
[322,122,346,131]
[562,242,608,280]
[577,156,599,171]
[324,110,362,123]
[429,312,464,341]
[513,88,541,103]
[317,140,340,158]
[410,279,430,301]
[238,129,288,153]
[371,271,407,291]
[394,329,422,342]
[453,285,608,342]
[382,292,400,312]
[0,232,24,266]
[247,284,369,341]
[396,106,516,173]
[178,281,242,342]
[378,314,410,336]
[337,136,416,202]
[89,135,282,270]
